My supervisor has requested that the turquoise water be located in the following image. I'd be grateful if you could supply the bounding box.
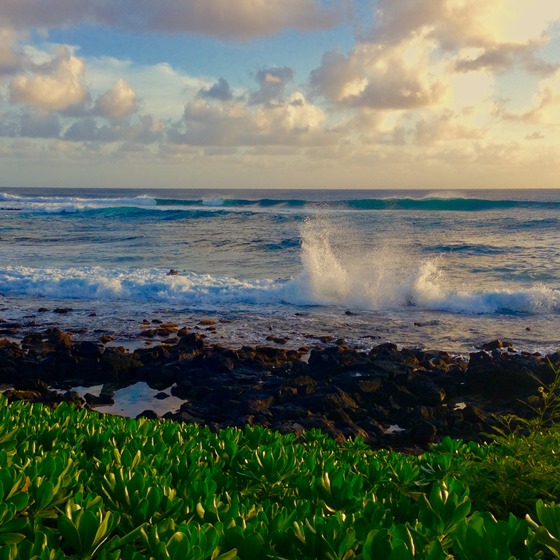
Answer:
[1,188,559,353]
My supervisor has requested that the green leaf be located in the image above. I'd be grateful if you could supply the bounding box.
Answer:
[213,549,238,560]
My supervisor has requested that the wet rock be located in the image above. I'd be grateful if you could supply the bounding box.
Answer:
[318,335,334,343]
[308,346,366,374]
[266,335,288,345]
[84,392,114,406]
[75,341,104,359]
[481,339,513,351]
[137,410,160,419]
[100,348,143,379]
[177,332,205,352]
[198,319,217,326]
[253,346,290,367]
[99,335,115,344]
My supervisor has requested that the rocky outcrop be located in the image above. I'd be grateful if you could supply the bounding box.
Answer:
[0,330,558,452]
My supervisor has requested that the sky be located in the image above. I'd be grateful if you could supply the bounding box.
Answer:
[1,0,559,190]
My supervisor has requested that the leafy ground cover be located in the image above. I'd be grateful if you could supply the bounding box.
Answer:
[0,394,560,559]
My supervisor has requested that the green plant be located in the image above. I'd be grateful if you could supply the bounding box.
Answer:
[1,392,560,558]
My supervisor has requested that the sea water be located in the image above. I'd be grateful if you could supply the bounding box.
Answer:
[0,188,559,353]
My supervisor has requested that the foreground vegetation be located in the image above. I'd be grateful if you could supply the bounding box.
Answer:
[1,394,560,559]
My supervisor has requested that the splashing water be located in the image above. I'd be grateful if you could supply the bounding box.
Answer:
[285,215,560,315]
[286,215,446,310]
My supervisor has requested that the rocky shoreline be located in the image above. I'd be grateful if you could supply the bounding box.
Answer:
[1,319,558,453]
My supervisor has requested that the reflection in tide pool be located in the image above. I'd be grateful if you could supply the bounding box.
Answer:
[72,382,185,418]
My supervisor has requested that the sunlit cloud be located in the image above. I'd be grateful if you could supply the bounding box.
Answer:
[9,46,90,111]
[0,0,559,188]
[94,79,138,120]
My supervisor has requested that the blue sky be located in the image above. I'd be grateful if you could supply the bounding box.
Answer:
[1,0,559,189]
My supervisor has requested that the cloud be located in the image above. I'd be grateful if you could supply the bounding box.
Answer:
[64,114,163,143]
[0,0,345,40]
[310,35,445,109]
[372,0,560,49]
[250,67,294,105]
[454,45,558,75]
[414,110,486,145]
[0,29,25,76]
[198,78,234,102]
[169,91,329,147]
[499,68,560,125]
[9,46,90,111]
[94,78,138,119]
[20,110,61,138]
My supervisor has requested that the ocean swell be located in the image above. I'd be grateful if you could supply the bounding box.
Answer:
[3,192,559,215]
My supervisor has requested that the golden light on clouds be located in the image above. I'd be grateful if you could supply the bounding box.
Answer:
[0,0,558,188]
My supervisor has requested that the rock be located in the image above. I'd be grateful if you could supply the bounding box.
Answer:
[466,351,544,396]
[75,341,104,359]
[84,392,114,406]
[253,346,289,367]
[100,348,143,379]
[53,308,73,314]
[318,335,334,343]
[410,421,437,445]
[137,410,160,419]
[13,378,49,393]
[198,319,217,326]
[481,339,512,351]
[99,335,115,344]
[308,346,366,374]
[177,333,204,352]
[266,335,288,345]
[462,405,487,424]
[3,389,42,402]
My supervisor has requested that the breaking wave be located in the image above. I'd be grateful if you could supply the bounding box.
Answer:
[2,191,559,215]
[0,263,557,317]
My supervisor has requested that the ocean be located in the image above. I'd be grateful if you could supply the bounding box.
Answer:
[1,188,559,354]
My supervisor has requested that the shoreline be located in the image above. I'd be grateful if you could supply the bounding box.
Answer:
[1,315,558,454]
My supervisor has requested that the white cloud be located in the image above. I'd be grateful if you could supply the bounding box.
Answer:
[95,78,138,119]
[9,46,89,111]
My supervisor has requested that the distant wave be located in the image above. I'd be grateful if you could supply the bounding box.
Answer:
[0,193,156,213]
[2,192,559,215]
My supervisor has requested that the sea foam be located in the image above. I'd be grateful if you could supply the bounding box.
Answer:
[1,242,558,316]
